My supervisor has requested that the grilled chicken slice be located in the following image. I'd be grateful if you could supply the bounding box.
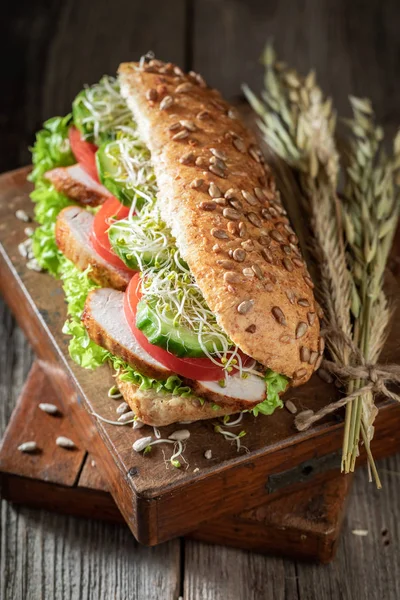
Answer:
[83,289,266,409]
[191,375,266,407]
[55,206,132,291]
[45,164,111,206]
[82,288,173,380]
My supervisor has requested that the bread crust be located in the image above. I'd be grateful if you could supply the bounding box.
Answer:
[118,378,241,427]
[55,206,131,291]
[118,60,321,384]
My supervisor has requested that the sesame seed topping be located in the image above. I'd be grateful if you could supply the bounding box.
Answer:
[247,212,262,227]
[270,229,285,243]
[289,234,299,245]
[248,144,262,163]
[224,271,241,284]
[227,221,238,235]
[212,244,221,252]
[238,222,247,238]
[172,129,189,141]
[296,322,308,339]
[307,312,317,326]
[180,119,197,131]
[210,156,227,170]
[261,248,273,263]
[227,109,237,119]
[197,110,211,120]
[242,267,254,277]
[180,152,195,165]
[217,260,234,269]
[264,281,274,292]
[283,257,294,272]
[228,199,243,210]
[215,197,227,206]
[272,306,286,325]
[237,299,254,314]
[208,182,222,198]
[200,201,216,211]
[211,228,229,240]
[241,239,254,251]
[304,276,315,289]
[233,138,246,152]
[225,188,239,200]
[190,178,204,189]
[318,337,325,354]
[251,264,263,279]
[159,95,173,110]
[286,289,296,304]
[176,82,193,93]
[292,257,304,268]
[146,88,158,101]
[294,368,307,380]
[258,235,270,246]
[169,122,181,131]
[241,190,258,206]
[209,164,226,178]
[314,356,323,371]
[223,207,240,221]
[309,351,318,365]
[210,148,227,161]
[261,208,272,220]
[300,347,311,362]
[297,298,310,307]
[233,248,246,262]
[254,187,266,201]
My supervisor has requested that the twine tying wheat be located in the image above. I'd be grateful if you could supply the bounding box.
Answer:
[295,360,400,431]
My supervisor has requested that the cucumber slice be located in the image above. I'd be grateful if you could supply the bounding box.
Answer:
[136,299,225,358]
[108,217,170,271]
[96,139,156,208]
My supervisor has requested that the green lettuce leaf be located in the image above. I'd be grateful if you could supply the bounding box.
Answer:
[29,115,75,276]
[252,369,287,416]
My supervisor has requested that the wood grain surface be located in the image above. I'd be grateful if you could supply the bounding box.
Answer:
[1,0,400,598]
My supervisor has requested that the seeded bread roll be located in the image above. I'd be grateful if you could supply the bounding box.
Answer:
[118,59,322,384]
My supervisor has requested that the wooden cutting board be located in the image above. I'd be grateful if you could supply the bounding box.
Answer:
[0,167,399,546]
[0,361,352,563]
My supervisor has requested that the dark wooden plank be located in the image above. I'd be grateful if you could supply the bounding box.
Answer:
[3,170,400,546]
[0,362,85,485]
[0,302,181,600]
[0,0,186,173]
[193,0,400,132]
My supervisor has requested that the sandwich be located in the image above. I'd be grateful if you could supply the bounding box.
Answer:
[29,56,322,427]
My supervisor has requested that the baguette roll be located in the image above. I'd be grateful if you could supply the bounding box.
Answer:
[118,60,321,384]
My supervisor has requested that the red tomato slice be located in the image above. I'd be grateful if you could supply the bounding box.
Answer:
[124,274,229,381]
[69,126,99,182]
[90,197,136,272]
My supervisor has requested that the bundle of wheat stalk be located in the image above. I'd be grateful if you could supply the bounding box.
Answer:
[244,45,400,486]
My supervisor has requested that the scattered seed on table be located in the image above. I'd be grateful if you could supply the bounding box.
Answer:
[133,419,145,430]
[168,429,190,441]
[24,226,34,237]
[56,436,76,449]
[15,209,30,222]
[285,400,298,414]
[118,411,135,423]
[26,259,42,272]
[133,436,153,452]
[204,449,212,460]
[38,403,59,415]
[116,401,129,415]
[18,441,38,453]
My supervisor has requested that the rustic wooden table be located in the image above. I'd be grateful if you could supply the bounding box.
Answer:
[1,1,400,598]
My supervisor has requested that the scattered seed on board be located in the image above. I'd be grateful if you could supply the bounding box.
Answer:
[118,411,135,423]
[18,243,29,258]
[26,259,42,272]
[116,401,129,415]
[317,368,333,384]
[133,419,145,430]
[285,400,298,415]
[204,449,212,460]
[15,209,30,222]
[56,436,76,449]
[168,429,191,441]
[18,441,38,453]
[38,403,59,415]
[133,436,153,452]
[24,226,34,237]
